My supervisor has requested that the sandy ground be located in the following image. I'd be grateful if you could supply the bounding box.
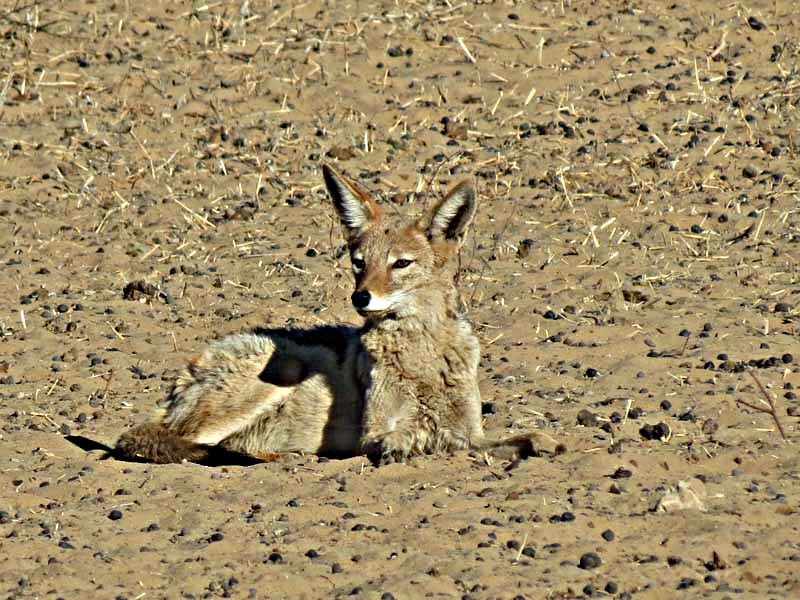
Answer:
[1,1,799,598]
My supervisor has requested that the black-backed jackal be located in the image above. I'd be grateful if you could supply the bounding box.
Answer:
[116,165,541,465]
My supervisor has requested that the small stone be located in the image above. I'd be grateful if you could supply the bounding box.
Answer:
[576,409,599,427]
[208,532,224,543]
[653,480,707,512]
[601,529,615,542]
[742,166,761,181]
[774,302,792,313]
[677,578,697,590]
[517,238,535,259]
[628,406,644,419]
[747,15,765,30]
[108,509,123,520]
[611,467,633,479]
[578,552,602,570]
[585,367,599,378]
[639,423,667,441]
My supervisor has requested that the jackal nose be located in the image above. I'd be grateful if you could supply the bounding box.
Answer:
[351,290,371,310]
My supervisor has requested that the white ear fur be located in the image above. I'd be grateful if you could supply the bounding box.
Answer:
[427,181,477,243]
[322,164,381,240]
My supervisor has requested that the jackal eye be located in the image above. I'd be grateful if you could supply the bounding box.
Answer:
[392,258,413,269]
[351,257,365,272]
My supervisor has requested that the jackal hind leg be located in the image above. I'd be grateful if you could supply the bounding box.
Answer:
[164,336,308,458]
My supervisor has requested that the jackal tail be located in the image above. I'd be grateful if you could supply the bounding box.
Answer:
[115,423,212,464]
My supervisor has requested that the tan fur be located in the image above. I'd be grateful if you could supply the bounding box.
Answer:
[115,165,542,465]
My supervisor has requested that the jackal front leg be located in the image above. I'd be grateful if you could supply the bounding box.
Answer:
[360,377,422,465]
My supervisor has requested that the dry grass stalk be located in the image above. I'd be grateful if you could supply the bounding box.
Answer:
[736,371,790,442]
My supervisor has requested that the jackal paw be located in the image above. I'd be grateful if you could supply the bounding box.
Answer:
[363,433,412,466]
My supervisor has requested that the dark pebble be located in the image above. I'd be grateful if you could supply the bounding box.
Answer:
[611,467,633,479]
[208,532,224,543]
[585,367,599,378]
[604,582,618,594]
[601,529,615,542]
[628,406,644,419]
[58,537,75,549]
[578,552,602,570]
[517,238,535,259]
[108,509,123,520]
[639,422,670,441]
[677,577,697,590]
[265,552,283,564]
[582,584,596,596]
[387,46,403,57]
[550,511,575,523]
[331,562,343,573]
[660,400,672,411]
[775,302,792,313]
[742,166,758,179]
[747,15,765,30]
[781,353,793,364]
[576,409,599,427]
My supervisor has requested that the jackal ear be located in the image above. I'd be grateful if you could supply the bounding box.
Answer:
[424,181,477,245]
[323,164,382,241]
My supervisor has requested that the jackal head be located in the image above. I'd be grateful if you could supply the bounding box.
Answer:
[323,164,477,319]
